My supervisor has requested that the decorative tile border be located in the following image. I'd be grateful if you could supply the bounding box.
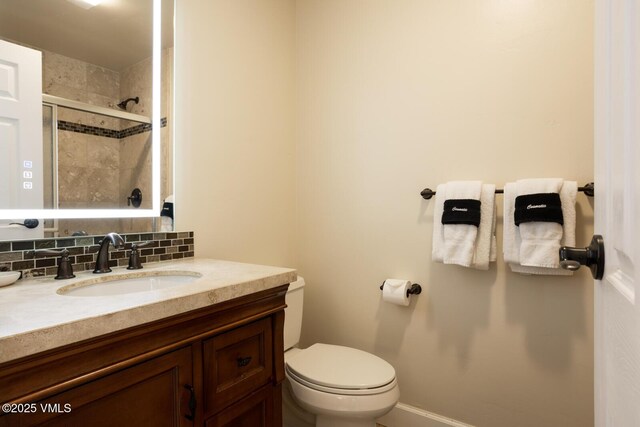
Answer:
[0,231,194,279]
[57,117,168,139]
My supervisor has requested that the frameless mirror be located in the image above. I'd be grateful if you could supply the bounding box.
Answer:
[0,0,174,238]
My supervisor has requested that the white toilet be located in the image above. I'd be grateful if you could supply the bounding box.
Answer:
[283,277,399,427]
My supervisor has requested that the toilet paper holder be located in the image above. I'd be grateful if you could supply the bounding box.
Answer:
[379,282,422,297]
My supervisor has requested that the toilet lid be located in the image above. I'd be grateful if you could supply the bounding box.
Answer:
[285,343,396,390]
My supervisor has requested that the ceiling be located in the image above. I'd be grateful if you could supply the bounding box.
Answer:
[0,0,173,71]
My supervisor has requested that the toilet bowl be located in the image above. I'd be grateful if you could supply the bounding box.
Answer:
[283,277,399,427]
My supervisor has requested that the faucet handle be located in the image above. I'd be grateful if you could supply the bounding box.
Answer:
[127,241,153,270]
[27,249,76,280]
[132,241,153,249]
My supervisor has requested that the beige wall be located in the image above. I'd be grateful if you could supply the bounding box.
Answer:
[296,1,593,427]
[174,0,297,267]
[175,0,594,426]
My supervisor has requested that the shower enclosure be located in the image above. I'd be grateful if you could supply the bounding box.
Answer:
[41,95,155,237]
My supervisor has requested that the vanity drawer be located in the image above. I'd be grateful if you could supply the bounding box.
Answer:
[203,317,273,415]
[204,385,274,427]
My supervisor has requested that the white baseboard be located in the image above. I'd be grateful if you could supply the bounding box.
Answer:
[377,403,475,427]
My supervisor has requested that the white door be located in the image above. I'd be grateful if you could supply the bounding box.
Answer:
[594,0,640,425]
[0,39,43,239]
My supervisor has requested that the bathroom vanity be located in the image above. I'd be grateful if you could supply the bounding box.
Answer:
[0,259,296,426]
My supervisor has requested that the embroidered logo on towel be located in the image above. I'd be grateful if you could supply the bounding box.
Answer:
[514,193,563,226]
[442,199,481,227]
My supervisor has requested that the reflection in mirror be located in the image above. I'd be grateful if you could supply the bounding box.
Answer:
[0,0,174,239]
[42,100,153,211]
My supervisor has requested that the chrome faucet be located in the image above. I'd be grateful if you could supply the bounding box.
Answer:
[94,232,126,274]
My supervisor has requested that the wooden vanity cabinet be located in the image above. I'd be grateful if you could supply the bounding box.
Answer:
[12,347,194,427]
[0,285,288,427]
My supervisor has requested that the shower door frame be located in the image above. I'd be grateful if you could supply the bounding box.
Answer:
[42,101,59,236]
[42,94,152,125]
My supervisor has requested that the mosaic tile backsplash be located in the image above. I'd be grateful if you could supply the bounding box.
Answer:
[0,231,194,279]
[57,117,168,139]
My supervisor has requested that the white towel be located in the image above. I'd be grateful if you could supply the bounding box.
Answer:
[159,216,173,232]
[442,181,482,266]
[517,179,563,267]
[470,184,496,270]
[503,180,577,275]
[489,204,497,262]
[432,181,496,269]
[159,194,174,232]
[431,184,447,264]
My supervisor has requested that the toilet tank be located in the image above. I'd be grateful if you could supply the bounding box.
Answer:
[284,276,304,351]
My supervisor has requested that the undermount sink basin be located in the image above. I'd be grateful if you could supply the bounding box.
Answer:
[57,271,202,297]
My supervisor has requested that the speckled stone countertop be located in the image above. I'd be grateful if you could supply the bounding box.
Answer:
[0,258,297,364]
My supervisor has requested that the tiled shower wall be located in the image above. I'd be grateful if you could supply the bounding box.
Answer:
[42,47,174,236]
[0,232,194,279]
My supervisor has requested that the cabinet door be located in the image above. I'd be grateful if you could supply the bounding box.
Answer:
[203,318,273,416]
[205,386,273,427]
[1,347,194,427]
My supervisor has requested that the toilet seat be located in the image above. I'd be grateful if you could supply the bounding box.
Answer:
[285,343,397,396]
[286,365,398,396]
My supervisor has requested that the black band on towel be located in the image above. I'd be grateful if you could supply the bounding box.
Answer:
[514,193,563,226]
[442,199,481,227]
[161,202,174,220]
